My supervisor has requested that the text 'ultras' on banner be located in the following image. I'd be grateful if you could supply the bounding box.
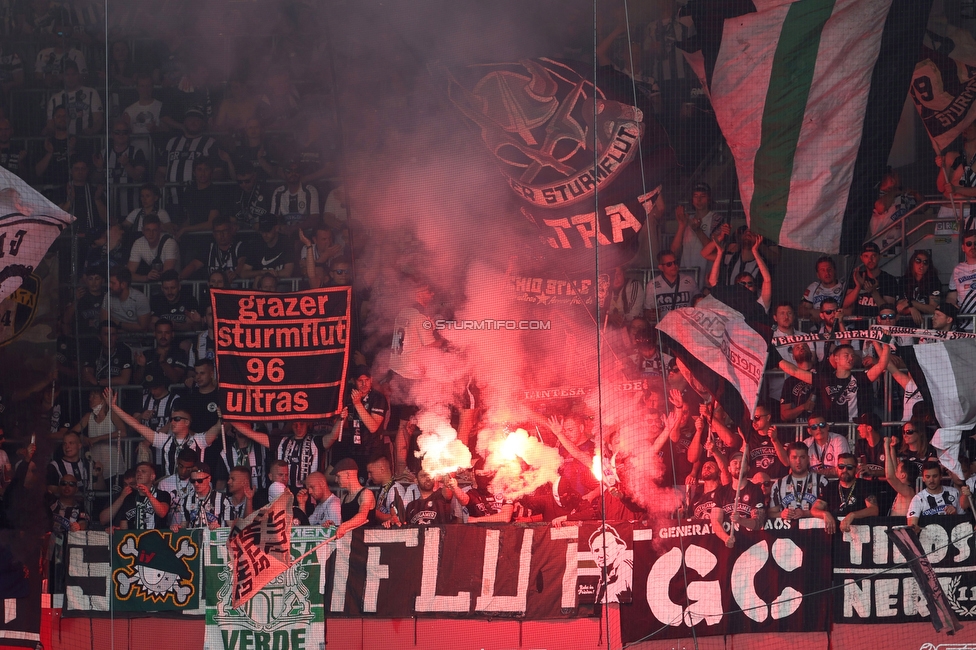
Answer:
[211,288,351,420]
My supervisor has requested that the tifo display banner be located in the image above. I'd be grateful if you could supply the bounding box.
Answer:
[228,492,294,608]
[324,523,589,619]
[620,522,831,643]
[833,516,976,625]
[0,534,42,647]
[435,56,672,273]
[204,526,330,650]
[64,530,204,617]
[210,287,352,421]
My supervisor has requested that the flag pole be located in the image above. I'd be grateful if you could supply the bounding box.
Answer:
[726,441,749,548]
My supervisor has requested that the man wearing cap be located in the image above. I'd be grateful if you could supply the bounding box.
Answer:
[157,105,218,210]
[323,366,387,476]
[240,215,295,279]
[333,458,375,538]
[931,302,960,334]
[843,242,899,319]
[671,183,721,289]
[270,160,320,236]
[176,463,233,530]
[854,413,886,478]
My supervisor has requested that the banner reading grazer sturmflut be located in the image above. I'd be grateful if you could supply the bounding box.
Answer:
[211,287,351,421]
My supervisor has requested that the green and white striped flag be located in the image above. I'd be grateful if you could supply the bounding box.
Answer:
[682,0,931,253]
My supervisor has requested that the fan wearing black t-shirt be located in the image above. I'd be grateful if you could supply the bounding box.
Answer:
[821,453,878,533]
[240,215,295,279]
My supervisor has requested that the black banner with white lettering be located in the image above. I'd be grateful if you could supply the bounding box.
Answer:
[620,521,831,643]
[833,516,976,625]
[0,533,42,647]
[433,59,673,273]
[323,524,594,619]
[211,288,351,421]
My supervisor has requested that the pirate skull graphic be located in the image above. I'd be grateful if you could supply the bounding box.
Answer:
[113,531,198,605]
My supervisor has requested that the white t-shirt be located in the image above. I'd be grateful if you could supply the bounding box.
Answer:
[324,187,347,222]
[950,261,976,313]
[125,208,172,230]
[801,280,845,312]
[642,273,698,320]
[390,306,435,380]
[47,86,103,135]
[124,99,163,155]
[678,209,719,288]
[101,287,151,325]
[129,235,180,269]
[802,433,852,472]
[907,486,961,519]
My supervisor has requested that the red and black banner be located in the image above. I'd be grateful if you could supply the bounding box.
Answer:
[210,287,352,421]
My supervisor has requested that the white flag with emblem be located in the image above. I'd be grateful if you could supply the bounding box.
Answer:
[0,167,74,303]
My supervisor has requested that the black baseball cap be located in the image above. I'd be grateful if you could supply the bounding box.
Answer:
[861,242,880,254]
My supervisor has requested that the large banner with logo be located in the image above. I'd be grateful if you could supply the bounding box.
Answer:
[210,287,351,421]
[63,519,976,632]
[204,526,328,650]
[620,520,832,643]
[63,530,204,617]
[833,516,976,625]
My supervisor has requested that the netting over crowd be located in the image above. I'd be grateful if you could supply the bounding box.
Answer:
[2,0,976,647]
